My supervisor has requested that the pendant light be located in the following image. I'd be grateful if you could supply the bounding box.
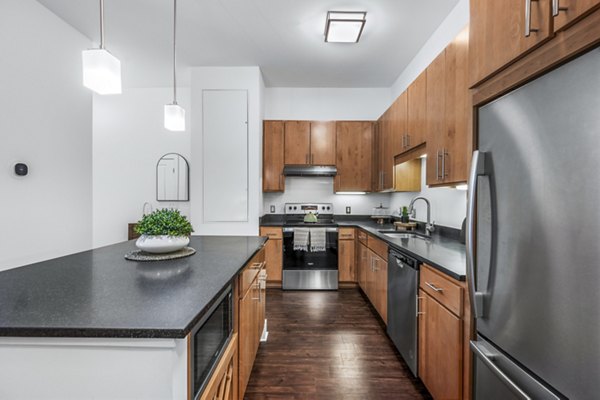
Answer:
[164,0,185,131]
[82,0,122,95]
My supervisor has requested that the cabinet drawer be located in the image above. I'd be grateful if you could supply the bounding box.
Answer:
[357,229,368,245]
[239,249,265,296]
[338,228,355,240]
[420,264,463,317]
[367,235,388,261]
[260,227,282,240]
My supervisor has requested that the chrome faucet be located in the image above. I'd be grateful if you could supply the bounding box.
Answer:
[408,197,435,236]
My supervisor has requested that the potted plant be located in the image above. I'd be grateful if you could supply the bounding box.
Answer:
[135,209,194,254]
[401,206,410,223]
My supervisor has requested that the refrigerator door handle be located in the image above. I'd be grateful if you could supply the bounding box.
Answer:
[466,150,487,318]
[471,341,532,400]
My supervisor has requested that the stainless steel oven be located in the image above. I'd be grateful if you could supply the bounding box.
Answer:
[189,285,233,399]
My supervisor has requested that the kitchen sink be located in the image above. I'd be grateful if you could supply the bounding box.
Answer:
[378,231,430,240]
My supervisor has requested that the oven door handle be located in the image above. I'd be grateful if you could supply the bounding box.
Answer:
[283,227,339,233]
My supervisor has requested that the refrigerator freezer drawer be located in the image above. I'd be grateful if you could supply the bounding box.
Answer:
[471,336,562,400]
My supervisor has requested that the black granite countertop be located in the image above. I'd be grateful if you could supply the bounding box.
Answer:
[260,215,466,280]
[0,236,266,339]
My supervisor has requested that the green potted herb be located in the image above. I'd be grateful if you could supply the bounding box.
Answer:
[401,206,410,223]
[135,209,194,254]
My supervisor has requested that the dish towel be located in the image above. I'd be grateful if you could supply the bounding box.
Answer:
[310,228,327,252]
[293,228,310,251]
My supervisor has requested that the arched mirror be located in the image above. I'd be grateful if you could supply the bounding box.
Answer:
[156,153,189,201]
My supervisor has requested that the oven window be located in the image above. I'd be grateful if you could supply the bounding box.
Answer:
[193,292,232,396]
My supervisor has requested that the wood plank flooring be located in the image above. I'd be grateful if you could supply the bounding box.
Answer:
[245,288,432,400]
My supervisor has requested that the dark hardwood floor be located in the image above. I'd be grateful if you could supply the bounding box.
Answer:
[245,288,432,400]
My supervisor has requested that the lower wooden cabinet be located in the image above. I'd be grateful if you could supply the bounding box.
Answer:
[357,231,388,324]
[418,264,472,400]
[201,334,238,400]
[260,227,283,285]
[338,228,356,283]
[238,249,266,400]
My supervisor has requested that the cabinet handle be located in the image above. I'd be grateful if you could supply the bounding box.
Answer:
[416,296,425,316]
[406,134,410,148]
[402,134,406,148]
[436,149,442,181]
[425,282,444,292]
[525,0,540,37]
[311,153,314,164]
[552,0,568,16]
[442,149,449,179]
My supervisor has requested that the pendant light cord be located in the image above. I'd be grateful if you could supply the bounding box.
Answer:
[99,0,105,49]
[172,0,178,104]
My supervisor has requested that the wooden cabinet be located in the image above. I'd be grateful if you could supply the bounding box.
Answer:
[553,0,600,31]
[469,0,552,86]
[310,121,336,165]
[335,121,373,192]
[418,264,472,400]
[238,249,265,400]
[263,121,285,192]
[338,228,356,283]
[259,227,282,285]
[406,70,427,150]
[283,121,336,166]
[357,232,388,324]
[284,121,311,165]
[391,91,408,156]
[426,27,471,186]
[201,334,238,400]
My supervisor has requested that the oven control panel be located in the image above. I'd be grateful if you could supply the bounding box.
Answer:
[284,203,334,215]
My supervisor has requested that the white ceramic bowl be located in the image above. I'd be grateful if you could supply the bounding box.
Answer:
[135,235,190,254]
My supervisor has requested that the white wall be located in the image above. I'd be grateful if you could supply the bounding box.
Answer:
[390,0,469,99]
[265,87,391,121]
[190,67,263,236]
[0,0,92,271]
[389,159,466,229]
[92,88,191,248]
[263,177,391,216]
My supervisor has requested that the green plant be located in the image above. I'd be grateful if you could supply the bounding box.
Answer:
[401,206,409,217]
[135,209,194,237]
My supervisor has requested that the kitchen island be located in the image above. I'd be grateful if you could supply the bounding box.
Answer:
[0,236,266,400]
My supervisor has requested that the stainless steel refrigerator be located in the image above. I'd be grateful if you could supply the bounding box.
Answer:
[467,47,600,399]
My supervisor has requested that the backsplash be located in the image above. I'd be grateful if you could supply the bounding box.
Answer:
[262,177,391,215]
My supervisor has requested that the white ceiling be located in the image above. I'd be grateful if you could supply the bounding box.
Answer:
[37,0,459,88]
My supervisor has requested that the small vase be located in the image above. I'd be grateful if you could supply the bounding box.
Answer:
[135,235,190,254]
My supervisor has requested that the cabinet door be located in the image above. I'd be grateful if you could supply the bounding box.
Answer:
[338,239,356,282]
[263,238,282,283]
[358,242,368,291]
[238,286,256,399]
[263,121,285,192]
[372,120,382,191]
[373,255,388,324]
[443,27,471,185]
[426,50,446,186]
[407,70,427,150]
[391,91,408,156]
[419,290,463,400]
[469,0,552,86]
[553,0,600,31]
[284,121,310,165]
[335,121,373,192]
[381,109,394,191]
[310,121,336,165]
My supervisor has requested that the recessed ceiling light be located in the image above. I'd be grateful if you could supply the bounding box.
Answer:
[324,11,367,43]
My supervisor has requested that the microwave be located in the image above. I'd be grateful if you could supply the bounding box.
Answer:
[189,285,233,399]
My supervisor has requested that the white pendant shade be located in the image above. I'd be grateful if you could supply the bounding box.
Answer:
[164,103,185,131]
[82,48,122,95]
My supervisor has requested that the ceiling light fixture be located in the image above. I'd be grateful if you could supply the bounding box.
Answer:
[82,0,122,95]
[164,0,185,132]
[324,11,367,43]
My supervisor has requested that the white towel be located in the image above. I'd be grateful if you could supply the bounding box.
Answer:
[293,228,310,251]
[310,228,327,252]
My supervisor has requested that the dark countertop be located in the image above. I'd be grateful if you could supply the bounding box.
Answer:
[0,236,266,339]
[260,216,466,281]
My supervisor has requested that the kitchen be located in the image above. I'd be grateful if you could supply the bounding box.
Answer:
[1,0,599,399]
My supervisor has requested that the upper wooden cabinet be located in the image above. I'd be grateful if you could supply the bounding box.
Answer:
[263,121,285,192]
[391,91,408,156]
[469,0,552,86]
[335,121,373,192]
[310,121,336,165]
[426,27,471,186]
[406,70,427,150]
[283,121,336,166]
[553,0,600,31]
[284,121,311,165]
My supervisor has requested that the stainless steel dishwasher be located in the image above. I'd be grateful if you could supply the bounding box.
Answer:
[387,249,420,377]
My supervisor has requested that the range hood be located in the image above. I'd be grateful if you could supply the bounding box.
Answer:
[283,165,337,177]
